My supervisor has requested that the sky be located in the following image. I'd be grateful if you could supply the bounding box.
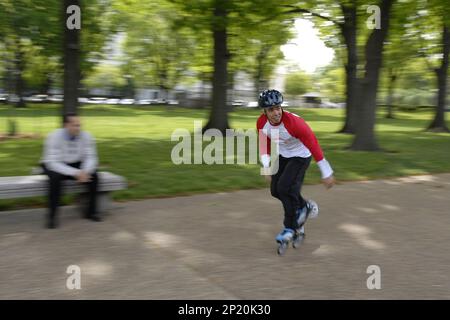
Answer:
[271,18,335,90]
[280,18,335,74]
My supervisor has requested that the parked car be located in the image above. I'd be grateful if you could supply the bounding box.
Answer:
[78,97,89,104]
[0,94,8,103]
[87,97,108,104]
[246,101,259,108]
[24,94,48,103]
[321,101,343,109]
[231,100,245,107]
[106,98,121,105]
[136,99,152,105]
[155,99,168,104]
[48,95,63,103]
[8,94,20,103]
[119,99,135,105]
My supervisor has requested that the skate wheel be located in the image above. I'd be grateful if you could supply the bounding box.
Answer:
[307,200,319,219]
[277,242,287,255]
[293,234,305,248]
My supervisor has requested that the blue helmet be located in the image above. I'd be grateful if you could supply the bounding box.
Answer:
[258,89,283,108]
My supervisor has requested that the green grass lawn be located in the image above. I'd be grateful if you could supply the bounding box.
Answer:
[1,103,449,210]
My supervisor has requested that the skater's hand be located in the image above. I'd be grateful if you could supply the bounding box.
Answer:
[264,175,272,183]
[322,175,335,189]
[77,171,91,183]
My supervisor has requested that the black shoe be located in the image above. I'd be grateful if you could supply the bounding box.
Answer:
[46,219,57,229]
[86,215,102,222]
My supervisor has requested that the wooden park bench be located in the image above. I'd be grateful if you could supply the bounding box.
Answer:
[0,171,127,212]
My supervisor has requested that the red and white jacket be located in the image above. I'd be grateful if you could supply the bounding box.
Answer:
[256,110,333,179]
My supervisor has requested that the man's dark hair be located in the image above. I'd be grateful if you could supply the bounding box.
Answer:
[63,112,78,124]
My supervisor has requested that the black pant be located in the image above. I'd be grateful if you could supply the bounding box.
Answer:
[271,155,311,230]
[42,162,98,221]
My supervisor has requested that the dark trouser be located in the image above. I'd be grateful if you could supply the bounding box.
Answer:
[42,162,98,222]
[270,155,311,230]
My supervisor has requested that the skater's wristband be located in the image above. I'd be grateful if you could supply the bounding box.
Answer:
[260,154,271,168]
[317,158,333,179]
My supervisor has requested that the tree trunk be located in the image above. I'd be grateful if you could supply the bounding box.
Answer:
[159,86,168,101]
[203,0,230,134]
[5,58,14,95]
[338,2,358,134]
[63,0,81,119]
[254,45,270,95]
[385,68,397,119]
[14,44,26,108]
[227,69,235,112]
[427,24,449,132]
[128,77,135,99]
[351,0,395,151]
[42,73,53,96]
[156,61,169,101]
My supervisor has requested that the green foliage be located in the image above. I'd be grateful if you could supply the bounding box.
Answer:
[170,0,295,89]
[22,42,61,91]
[227,2,293,90]
[79,0,117,78]
[408,0,449,69]
[284,70,312,96]
[110,0,198,90]
[82,63,127,93]
[312,57,345,102]
[0,0,112,92]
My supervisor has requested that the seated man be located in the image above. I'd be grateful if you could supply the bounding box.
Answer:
[41,112,101,228]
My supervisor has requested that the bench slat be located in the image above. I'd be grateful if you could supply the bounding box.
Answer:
[0,172,127,199]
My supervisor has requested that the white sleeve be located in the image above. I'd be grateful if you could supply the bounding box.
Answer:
[43,133,81,177]
[317,158,333,179]
[81,133,98,174]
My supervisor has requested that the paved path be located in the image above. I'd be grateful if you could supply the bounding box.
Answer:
[1,174,450,299]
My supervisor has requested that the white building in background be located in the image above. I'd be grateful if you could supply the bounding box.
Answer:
[229,71,257,102]
[270,65,287,93]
